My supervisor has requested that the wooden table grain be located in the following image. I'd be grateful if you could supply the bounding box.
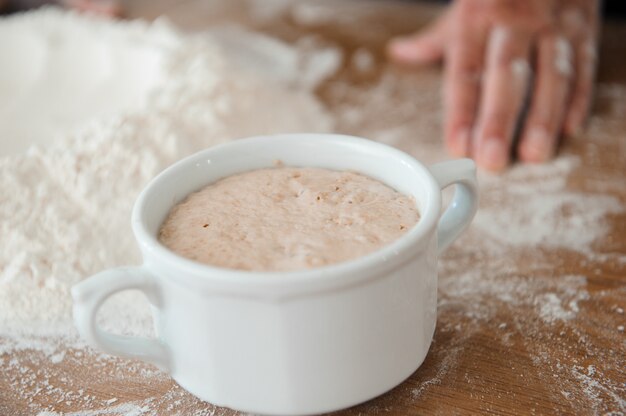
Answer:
[1,1,624,415]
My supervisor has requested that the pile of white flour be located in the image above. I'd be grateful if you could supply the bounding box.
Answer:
[0,8,338,338]
[0,10,169,155]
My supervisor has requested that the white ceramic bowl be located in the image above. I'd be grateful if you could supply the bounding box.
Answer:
[72,134,478,415]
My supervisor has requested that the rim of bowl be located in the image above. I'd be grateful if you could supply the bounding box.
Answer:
[131,134,442,289]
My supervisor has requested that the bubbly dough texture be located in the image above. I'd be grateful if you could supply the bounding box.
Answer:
[159,167,419,271]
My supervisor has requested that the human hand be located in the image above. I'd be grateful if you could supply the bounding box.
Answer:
[388,0,600,171]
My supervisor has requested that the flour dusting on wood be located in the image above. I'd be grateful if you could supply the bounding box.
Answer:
[1,2,625,415]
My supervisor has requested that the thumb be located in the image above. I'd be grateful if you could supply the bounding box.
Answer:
[387,15,448,65]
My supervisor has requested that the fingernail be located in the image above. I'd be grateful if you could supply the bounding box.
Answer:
[478,139,508,171]
[522,128,553,162]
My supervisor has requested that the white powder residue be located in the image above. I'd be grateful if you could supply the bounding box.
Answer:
[352,47,375,72]
[49,351,65,364]
[0,9,174,156]
[296,37,344,89]
[207,26,342,90]
[290,0,389,30]
[439,272,591,322]
[39,401,153,416]
[555,36,574,77]
[473,189,623,252]
[570,365,626,412]
[473,156,625,254]
[2,3,625,415]
[0,8,336,338]
[327,51,626,412]
[291,2,336,26]
[536,292,589,324]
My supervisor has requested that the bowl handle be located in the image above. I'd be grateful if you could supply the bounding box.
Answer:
[428,159,479,254]
[71,267,171,371]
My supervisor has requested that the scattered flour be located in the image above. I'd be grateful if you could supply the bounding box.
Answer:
[0,8,336,338]
[38,401,153,416]
[207,26,342,90]
[1,3,625,416]
[536,291,586,324]
[290,1,337,26]
[0,10,172,155]
[324,35,625,413]
[473,156,624,253]
[351,47,375,72]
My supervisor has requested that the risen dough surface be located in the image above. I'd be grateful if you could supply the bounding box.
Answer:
[159,167,419,271]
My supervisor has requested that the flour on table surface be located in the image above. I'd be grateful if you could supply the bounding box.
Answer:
[473,156,625,254]
[206,25,342,90]
[325,51,625,413]
[0,9,173,156]
[351,47,375,73]
[1,3,625,416]
[0,8,334,339]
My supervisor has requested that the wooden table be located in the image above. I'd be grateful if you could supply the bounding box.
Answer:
[1,1,624,415]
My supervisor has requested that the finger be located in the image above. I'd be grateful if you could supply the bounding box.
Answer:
[518,35,573,163]
[442,19,488,157]
[387,13,448,65]
[563,38,597,136]
[472,26,532,171]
